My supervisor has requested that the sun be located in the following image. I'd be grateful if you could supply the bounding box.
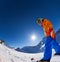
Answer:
[31,34,36,41]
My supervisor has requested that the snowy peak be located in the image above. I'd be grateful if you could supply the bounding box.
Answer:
[56,29,60,43]
[56,28,60,34]
[0,39,5,45]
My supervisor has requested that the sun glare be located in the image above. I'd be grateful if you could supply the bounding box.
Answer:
[31,34,36,41]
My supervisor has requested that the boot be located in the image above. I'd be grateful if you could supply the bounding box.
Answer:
[54,53,60,56]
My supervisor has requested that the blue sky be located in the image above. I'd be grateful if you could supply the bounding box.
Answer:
[0,0,60,48]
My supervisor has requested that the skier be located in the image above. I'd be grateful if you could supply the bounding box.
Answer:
[36,18,60,62]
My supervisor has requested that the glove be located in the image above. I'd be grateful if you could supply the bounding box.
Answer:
[51,30,56,39]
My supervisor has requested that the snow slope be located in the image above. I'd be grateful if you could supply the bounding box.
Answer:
[0,44,60,62]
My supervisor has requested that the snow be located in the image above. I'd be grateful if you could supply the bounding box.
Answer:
[0,44,60,62]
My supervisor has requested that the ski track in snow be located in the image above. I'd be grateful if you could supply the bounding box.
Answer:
[0,44,60,62]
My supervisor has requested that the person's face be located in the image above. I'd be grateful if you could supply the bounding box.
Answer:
[38,20,42,26]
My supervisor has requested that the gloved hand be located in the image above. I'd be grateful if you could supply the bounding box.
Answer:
[51,30,56,39]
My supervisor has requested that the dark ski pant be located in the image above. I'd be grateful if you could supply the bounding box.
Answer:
[43,36,60,60]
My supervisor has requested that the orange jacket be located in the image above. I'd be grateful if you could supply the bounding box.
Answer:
[41,19,56,39]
